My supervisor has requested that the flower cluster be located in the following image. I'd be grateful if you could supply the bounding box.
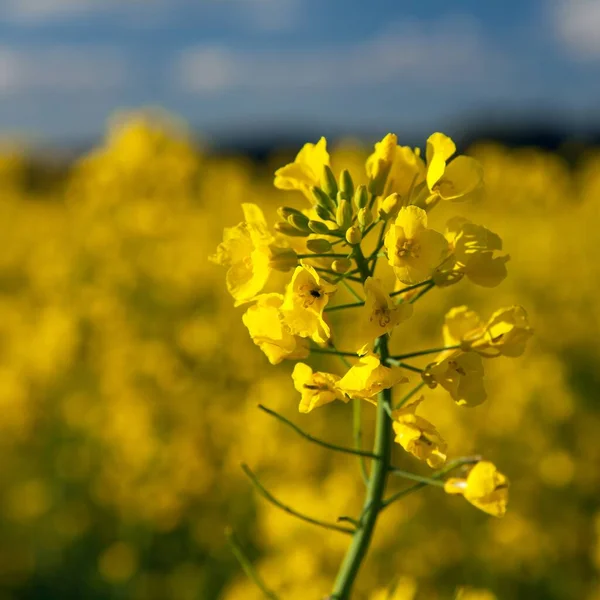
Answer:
[212,131,533,595]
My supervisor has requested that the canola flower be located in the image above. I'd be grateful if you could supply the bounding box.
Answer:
[211,132,532,599]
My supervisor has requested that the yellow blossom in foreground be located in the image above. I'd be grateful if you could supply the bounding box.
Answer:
[281,263,336,344]
[425,351,486,406]
[274,137,330,200]
[209,203,274,305]
[242,294,309,365]
[336,352,407,402]
[392,396,447,468]
[353,278,413,352]
[444,217,510,287]
[292,363,346,413]
[425,132,483,202]
[442,305,532,357]
[385,206,448,284]
[444,461,509,517]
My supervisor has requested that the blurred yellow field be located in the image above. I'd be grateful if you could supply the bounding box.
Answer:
[0,112,599,600]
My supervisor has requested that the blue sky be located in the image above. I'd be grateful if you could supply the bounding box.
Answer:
[1,0,599,145]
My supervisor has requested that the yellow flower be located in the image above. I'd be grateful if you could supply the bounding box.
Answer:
[292,363,346,413]
[353,278,413,353]
[366,133,398,195]
[274,137,330,200]
[336,352,407,402]
[386,146,426,199]
[425,132,483,202]
[392,396,447,468]
[281,263,336,344]
[209,203,274,306]
[444,461,509,517]
[385,206,448,284]
[242,294,310,365]
[425,351,486,407]
[444,217,510,287]
[442,305,532,358]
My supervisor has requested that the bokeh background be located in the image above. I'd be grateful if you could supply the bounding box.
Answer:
[1,1,600,599]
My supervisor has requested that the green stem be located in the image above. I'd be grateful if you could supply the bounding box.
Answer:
[297,253,351,259]
[325,301,365,313]
[258,404,380,459]
[389,279,433,298]
[369,221,387,276]
[352,245,371,282]
[392,380,426,410]
[387,468,445,487]
[242,464,355,535]
[389,345,460,361]
[314,268,363,283]
[386,360,423,374]
[225,528,279,600]
[353,398,370,486]
[331,335,393,599]
[309,348,359,357]
[409,281,435,304]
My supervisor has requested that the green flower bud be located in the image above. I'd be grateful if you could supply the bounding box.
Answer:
[336,198,353,230]
[287,212,311,232]
[339,169,354,201]
[269,247,298,271]
[308,220,331,235]
[274,222,309,237]
[315,204,333,221]
[306,238,333,253]
[321,165,338,200]
[357,206,373,229]
[345,226,362,245]
[311,186,336,214]
[332,258,352,274]
[277,206,304,221]
[379,193,402,220]
[354,184,368,210]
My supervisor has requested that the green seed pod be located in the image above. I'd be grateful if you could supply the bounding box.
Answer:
[339,169,354,201]
[306,238,333,253]
[277,206,304,221]
[345,226,362,245]
[321,165,338,200]
[269,247,298,271]
[274,222,309,237]
[287,212,311,232]
[332,258,352,274]
[354,184,368,210]
[357,206,373,229]
[308,220,331,235]
[311,186,336,214]
[336,198,353,230]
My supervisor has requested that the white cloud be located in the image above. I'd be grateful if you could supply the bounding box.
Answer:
[551,0,600,59]
[0,45,127,95]
[177,15,487,95]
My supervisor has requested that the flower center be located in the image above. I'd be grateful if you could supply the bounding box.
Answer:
[298,283,324,308]
[371,307,391,328]
[397,239,420,259]
[447,360,467,376]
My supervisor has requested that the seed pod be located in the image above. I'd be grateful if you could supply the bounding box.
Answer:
[332,258,352,274]
[311,186,336,214]
[308,220,331,235]
[321,165,338,200]
[287,212,311,232]
[339,169,354,201]
[269,247,298,271]
[354,184,368,210]
[275,222,309,237]
[306,238,333,253]
[357,207,373,229]
[345,226,362,245]
[336,198,353,229]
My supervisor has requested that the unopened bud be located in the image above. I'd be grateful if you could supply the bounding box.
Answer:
[287,212,311,232]
[345,226,362,245]
[277,206,304,221]
[332,258,352,274]
[321,165,338,200]
[306,238,332,253]
[269,247,298,271]
[336,198,353,230]
[308,220,331,235]
[339,169,354,201]
[357,207,373,229]
[379,193,402,220]
[274,222,309,237]
[353,185,368,210]
[311,186,336,214]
